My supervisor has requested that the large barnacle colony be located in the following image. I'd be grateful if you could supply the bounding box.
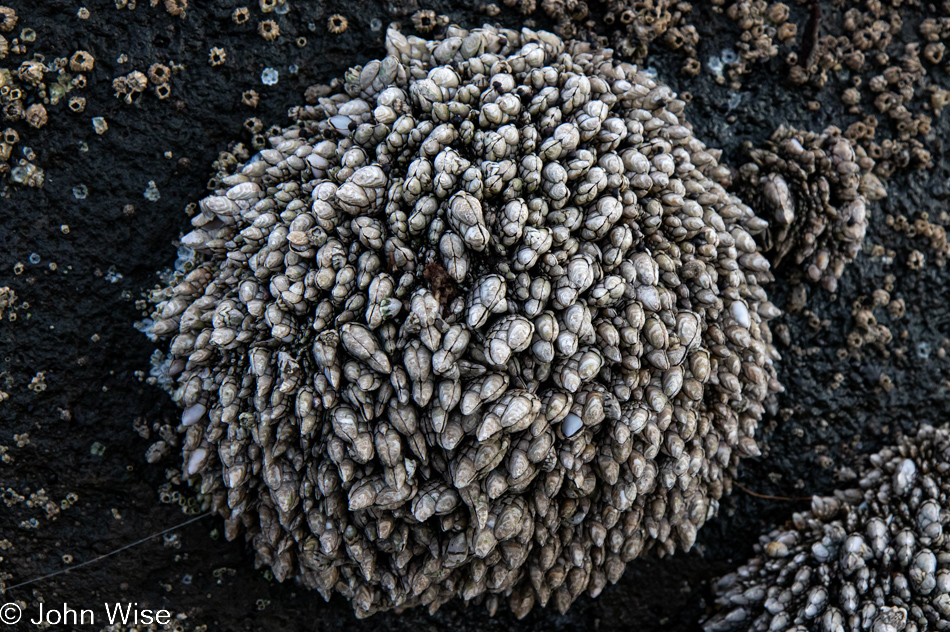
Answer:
[736,125,886,293]
[144,25,781,618]
[706,425,950,632]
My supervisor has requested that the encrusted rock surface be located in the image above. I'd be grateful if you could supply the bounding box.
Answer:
[706,425,950,632]
[143,24,780,617]
[3,2,950,632]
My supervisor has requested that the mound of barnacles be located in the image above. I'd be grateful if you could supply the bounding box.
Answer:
[705,425,950,632]
[736,125,886,293]
[143,24,781,618]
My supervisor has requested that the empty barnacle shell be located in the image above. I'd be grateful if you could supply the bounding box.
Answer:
[705,425,950,632]
[143,24,780,620]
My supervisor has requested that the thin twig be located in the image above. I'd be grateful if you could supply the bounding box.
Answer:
[1,511,212,594]
[734,482,813,502]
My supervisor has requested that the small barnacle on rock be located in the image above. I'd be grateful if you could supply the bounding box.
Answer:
[25,103,47,129]
[69,50,94,72]
[705,425,950,632]
[243,117,263,134]
[258,19,279,41]
[113,70,148,104]
[148,63,170,85]
[67,96,86,112]
[18,60,46,86]
[208,47,226,66]
[327,14,348,34]
[907,249,925,270]
[232,6,249,24]
[241,89,259,108]
[680,57,701,76]
[143,180,160,201]
[0,6,16,32]
[164,0,187,17]
[411,10,438,33]
[143,25,781,620]
[10,160,44,187]
[260,67,278,85]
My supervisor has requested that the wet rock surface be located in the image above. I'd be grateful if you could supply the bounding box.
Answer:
[1,1,949,631]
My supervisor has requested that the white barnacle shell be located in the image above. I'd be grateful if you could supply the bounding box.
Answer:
[447,191,490,251]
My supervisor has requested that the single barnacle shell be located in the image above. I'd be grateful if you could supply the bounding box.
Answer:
[447,191,490,251]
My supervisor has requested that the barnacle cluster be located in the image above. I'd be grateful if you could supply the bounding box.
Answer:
[775,3,950,189]
[537,0,699,63]
[491,0,799,81]
[705,425,950,632]
[736,125,886,293]
[143,25,781,618]
[0,6,88,185]
[886,210,950,270]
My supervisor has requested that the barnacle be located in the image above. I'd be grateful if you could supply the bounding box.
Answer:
[114,70,148,104]
[241,89,260,108]
[737,125,886,293]
[69,50,94,72]
[258,19,279,41]
[232,7,249,24]
[25,103,47,128]
[412,10,438,33]
[706,425,950,632]
[148,63,171,85]
[164,0,187,17]
[144,25,781,619]
[328,14,348,34]
[208,47,226,67]
[67,96,86,112]
[17,60,45,86]
[0,6,16,33]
